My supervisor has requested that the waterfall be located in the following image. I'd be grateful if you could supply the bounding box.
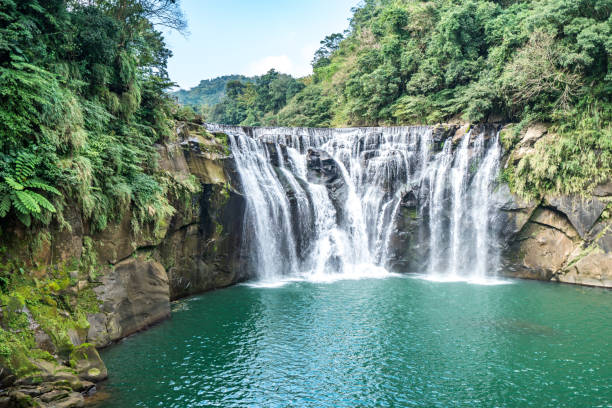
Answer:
[208,124,503,283]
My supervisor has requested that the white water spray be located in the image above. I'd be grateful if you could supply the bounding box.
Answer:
[209,124,503,283]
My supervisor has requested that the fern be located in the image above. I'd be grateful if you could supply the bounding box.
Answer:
[0,170,61,226]
[0,196,10,217]
[15,212,31,228]
[4,177,23,191]
[12,194,31,215]
[15,190,42,214]
[14,152,36,182]
[22,179,61,195]
[27,191,56,213]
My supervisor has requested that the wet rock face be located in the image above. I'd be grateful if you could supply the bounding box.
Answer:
[263,141,288,168]
[386,189,428,272]
[156,186,249,300]
[492,184,539,241]
[306,149,348,219]
[306,149,341,185]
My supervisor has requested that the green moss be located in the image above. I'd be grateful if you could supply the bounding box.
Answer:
[506,107,612,199]
[212,132,231,155]
[69,343,94,368]
[600,203,612,221]
[221,183,231,204]
[0,328,40,379]
[0,264,101,378]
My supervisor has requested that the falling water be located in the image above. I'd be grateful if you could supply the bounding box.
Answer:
[207,124,503,282]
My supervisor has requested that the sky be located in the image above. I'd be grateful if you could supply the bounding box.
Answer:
[164,0,360,90]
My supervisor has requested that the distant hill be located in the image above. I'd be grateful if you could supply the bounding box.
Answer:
[173,75,256,108]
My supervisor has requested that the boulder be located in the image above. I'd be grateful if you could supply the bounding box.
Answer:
[20,360,82,391]
[433,124,460,140]
[69,345,107,382]
[504,123,549,163]
[7,391,33,407]
[40,389,70,403]
[503,217,577,280]
[85,314,110,349]
[46,392,84,408]
[88,258,170,346]
[521,123,548,147]
[558,250,612,288]
[593,180,612,197]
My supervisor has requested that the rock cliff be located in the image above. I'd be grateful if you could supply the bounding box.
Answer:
[0,122,249,407]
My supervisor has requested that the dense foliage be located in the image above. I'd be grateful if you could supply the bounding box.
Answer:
[206,69,305,126]
[280,0,611,128]
[0,0,194,231]
[173,75,255,109]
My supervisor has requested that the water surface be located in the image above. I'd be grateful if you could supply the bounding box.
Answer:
[94,277,611,407]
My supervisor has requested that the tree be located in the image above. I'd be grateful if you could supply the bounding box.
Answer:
[312,33,344,69]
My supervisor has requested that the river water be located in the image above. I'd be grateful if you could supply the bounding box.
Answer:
[95,276,611,407]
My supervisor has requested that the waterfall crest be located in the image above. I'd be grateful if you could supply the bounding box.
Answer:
[207,124,503,283]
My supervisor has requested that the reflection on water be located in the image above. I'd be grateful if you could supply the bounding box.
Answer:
[93,276,611,408]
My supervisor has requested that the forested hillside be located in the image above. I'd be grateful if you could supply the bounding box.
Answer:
[173,75,254,108]
[0,0,195,231]
[204,0,611,197]
[207,70,305,126]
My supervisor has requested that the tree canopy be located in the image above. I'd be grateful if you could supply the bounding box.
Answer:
[207,69,305,126]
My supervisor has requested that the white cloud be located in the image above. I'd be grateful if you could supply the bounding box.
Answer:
[244,54,313,78]
[301,43,319,63]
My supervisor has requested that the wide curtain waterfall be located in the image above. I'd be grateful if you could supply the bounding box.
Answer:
[207,124,503,282]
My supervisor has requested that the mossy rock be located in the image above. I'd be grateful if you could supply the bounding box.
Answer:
[20,359,82,391]
[69,344,107,382]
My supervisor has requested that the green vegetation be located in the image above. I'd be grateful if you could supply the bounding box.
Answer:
[0,0,192,231]
[279,0,611,130]
[0,253,100,377]
[207,69,305,126]
[173,75,255,109]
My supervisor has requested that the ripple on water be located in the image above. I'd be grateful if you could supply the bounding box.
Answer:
[94,276,612,408]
